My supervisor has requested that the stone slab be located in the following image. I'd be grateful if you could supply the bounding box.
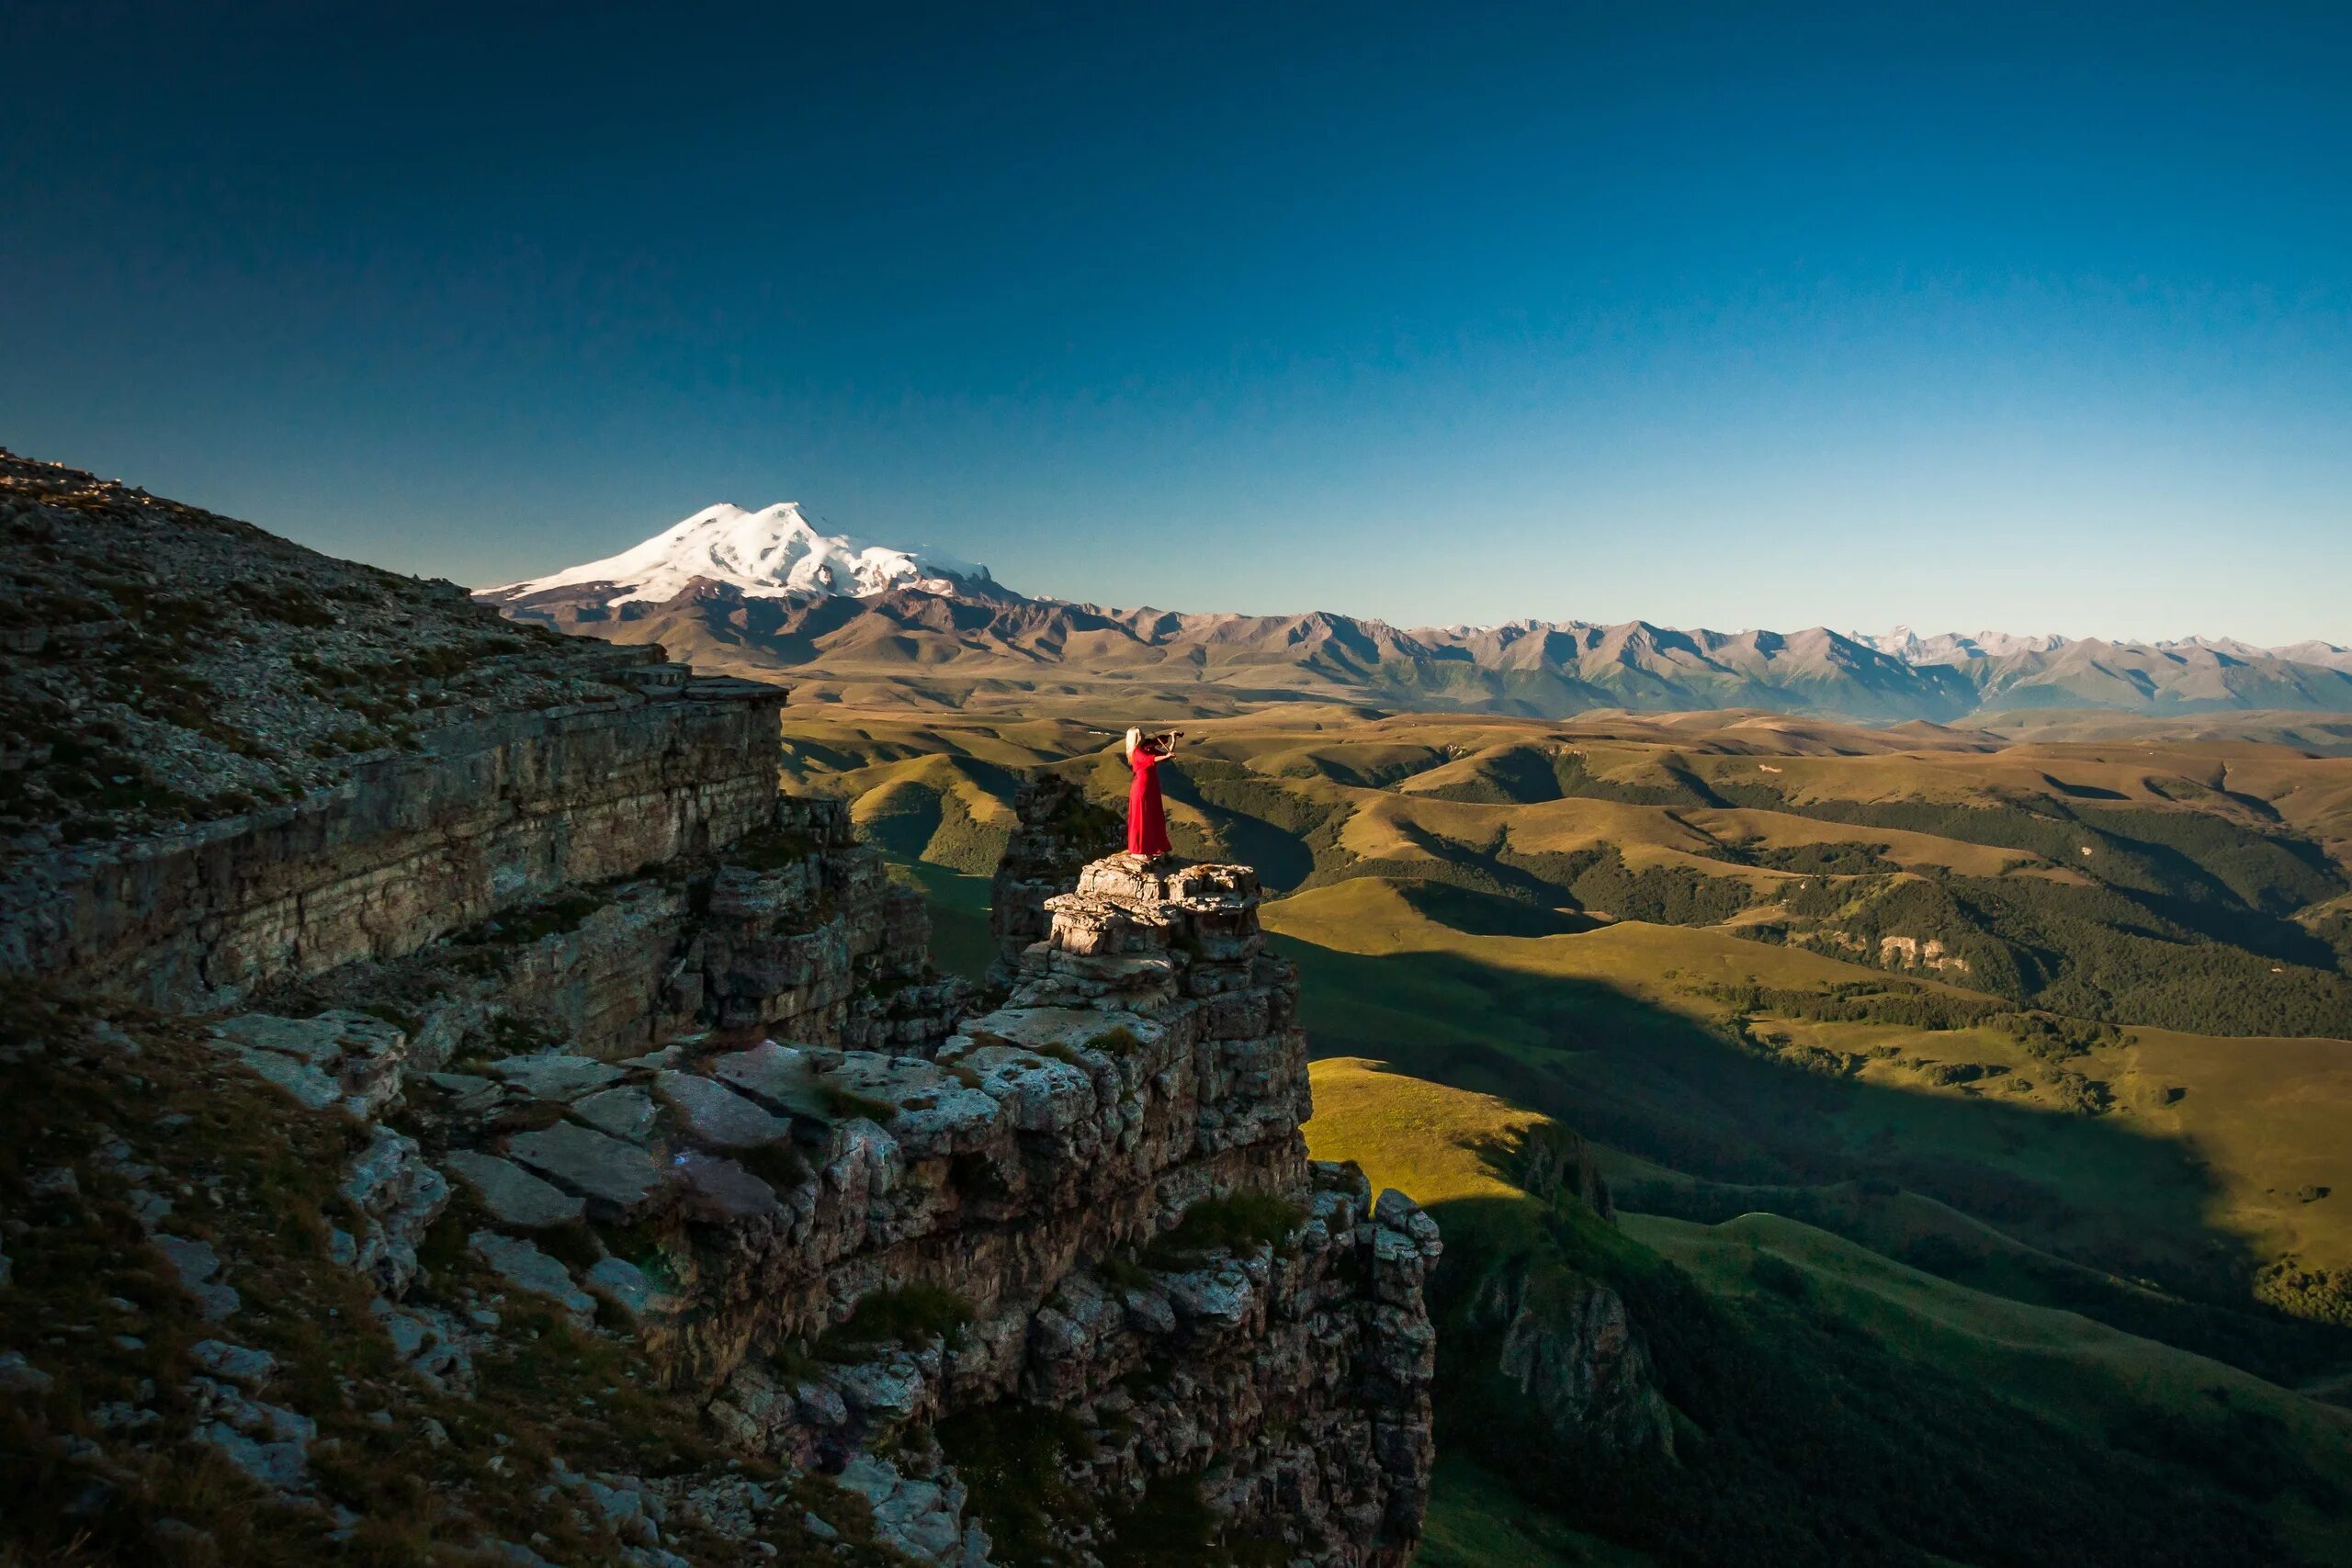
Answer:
[488,1052,624,1102]
[573,1085,660,1143]
[469,1231,594,1325]
[444,1149,585,1228]
[656,1071,791,1147]
[505,1122,669,1216]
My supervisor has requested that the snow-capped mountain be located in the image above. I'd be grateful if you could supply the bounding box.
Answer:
[477,504,2352,720]
[483,502,998,606]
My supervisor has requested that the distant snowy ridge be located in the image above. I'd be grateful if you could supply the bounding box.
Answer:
[486,502,994,604]
[1855,626,2071,664]
[2154,635,2352,671]
[475,503,2351,719]
[1858,626,2352,669]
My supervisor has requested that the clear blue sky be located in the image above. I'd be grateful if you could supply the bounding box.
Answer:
[6,2,2348,642]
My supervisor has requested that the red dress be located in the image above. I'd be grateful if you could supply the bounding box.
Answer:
[1126,747,1171,856]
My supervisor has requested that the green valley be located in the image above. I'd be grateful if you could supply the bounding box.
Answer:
[796,702,2352,1565]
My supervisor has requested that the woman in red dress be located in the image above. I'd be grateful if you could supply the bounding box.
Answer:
[1124,726,1176,857]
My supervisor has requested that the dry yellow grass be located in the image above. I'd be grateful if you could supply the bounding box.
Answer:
[1681,805,2041,877]
[1306,1056,1552,1209]
[1267,876,1992,1007]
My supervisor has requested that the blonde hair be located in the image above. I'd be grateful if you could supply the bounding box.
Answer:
[1123,726,1141,760]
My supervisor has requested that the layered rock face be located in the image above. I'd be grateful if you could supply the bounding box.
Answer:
[274,790,945,1064]
[700,852,1437,1565]
[391,850,1437,1565]
[9,711,1433,1562]
[0,667,788,1006]
[0,458,1435,1564]
[984,770,1121,986]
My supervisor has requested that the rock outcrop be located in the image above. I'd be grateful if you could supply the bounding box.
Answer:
[1462,1121,1672,1462]
[1469,1264,1673,1461]
[0,665,789,1006]
[985,770,1121,987]
[0,450,1436,1567]
[376,847,1437,1565]
[155,832,1434,1565]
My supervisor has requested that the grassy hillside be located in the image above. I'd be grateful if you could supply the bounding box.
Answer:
[803,702,2352,1564]
[1414,1455,1654,1568]
[797,705,2352,1316]
[1306,1061,2352,1567]
[783,708,2352,1032]
[1273,878,2352,1369]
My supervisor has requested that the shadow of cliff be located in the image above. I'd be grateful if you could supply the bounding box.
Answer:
[1407,1183,2350,1568]
[1271,931,2352,1388]
[1154,766,1317,891]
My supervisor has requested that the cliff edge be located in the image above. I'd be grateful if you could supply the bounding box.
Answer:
[0,455,1434,1567]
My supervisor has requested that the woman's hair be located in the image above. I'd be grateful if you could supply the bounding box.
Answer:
[1123,726,1141,760]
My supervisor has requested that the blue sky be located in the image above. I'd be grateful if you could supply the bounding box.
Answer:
[6,2,2349,641]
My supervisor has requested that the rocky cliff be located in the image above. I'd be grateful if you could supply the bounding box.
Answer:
[1,670,790,1007]
[0,456,1435,1567]
[985,773,1121,989]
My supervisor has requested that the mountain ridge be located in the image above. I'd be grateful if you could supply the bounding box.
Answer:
[479,504,2352,720]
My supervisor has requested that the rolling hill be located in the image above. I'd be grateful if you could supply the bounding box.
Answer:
[788,706,2352,1325]
[777,697,2352,1563]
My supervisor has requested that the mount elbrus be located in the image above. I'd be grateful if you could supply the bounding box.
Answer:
[478,501,2352,720]
[0,453,1438,1566]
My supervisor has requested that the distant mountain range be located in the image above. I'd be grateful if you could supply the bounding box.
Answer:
[1856,624,2352,672]
[478,504,2352,720]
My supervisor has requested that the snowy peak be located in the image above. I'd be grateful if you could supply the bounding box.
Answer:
[488,502,997,605]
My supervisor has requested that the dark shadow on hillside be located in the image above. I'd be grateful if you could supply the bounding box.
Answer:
[1273,931,2352,1387]
[1155,764,1317,889]
[858,786,944,860]
[1395,881,1599,937]
[1408,1190,2348,1568]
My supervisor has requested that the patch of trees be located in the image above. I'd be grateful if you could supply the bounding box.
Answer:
[1999,1010,2121,1059]
[1781,874,2030,996]
[2258,1258,2352,1329]
[1502,844,1760,926]
[1734,839,1901,875]
[1775,871,2352,1038]
[1697,978,2004,1032]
